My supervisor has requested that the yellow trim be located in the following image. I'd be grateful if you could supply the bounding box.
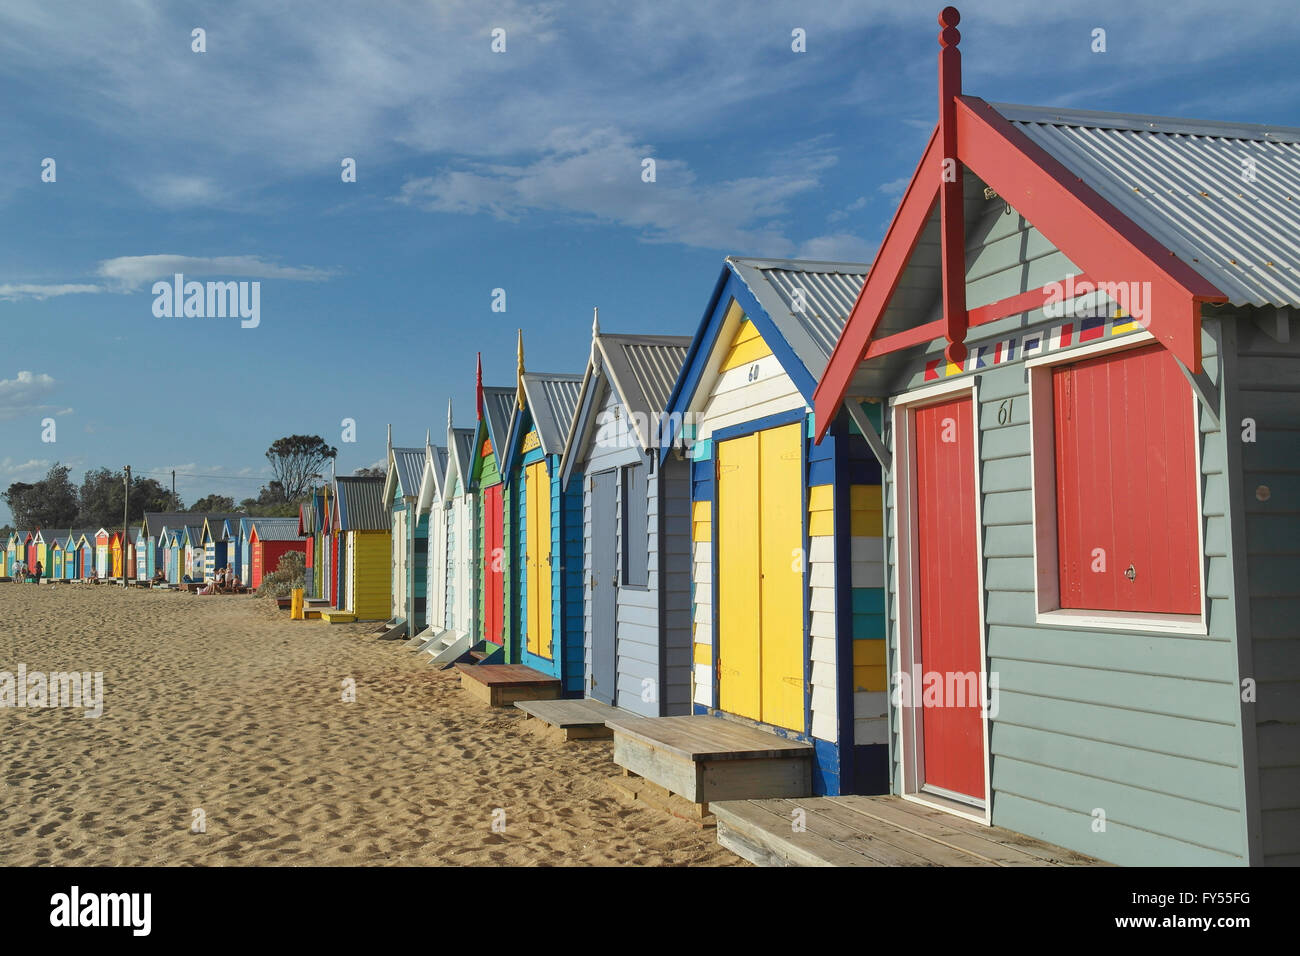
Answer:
[720,319,773,371]
[693,642,712,665]
[853,640,886,668]
[807,484,834,513]
[854,665,888,693]
[692,500,711,543]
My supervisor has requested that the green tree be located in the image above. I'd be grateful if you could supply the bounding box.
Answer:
[75,469,173,528]
[266,436,336,502]
[187,494,236,513]
[2,463,79,528]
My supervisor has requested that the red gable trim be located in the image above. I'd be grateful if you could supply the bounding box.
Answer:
[813,97,1228,441]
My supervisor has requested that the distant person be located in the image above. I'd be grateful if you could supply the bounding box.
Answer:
[13,560,24,582]
[33,561,42,585]
[151,568,166,585]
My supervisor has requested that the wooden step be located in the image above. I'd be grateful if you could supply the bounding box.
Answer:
[608,774,716,828]
[454,663,561,707]
[516,698,619,741]
[604,715,813,805]
[320,611,356,624]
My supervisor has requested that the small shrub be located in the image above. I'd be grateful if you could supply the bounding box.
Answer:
[256,550,307,598]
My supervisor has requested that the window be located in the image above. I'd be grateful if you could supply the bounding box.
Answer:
[1030,339,1203,627]
[621,463,649,588]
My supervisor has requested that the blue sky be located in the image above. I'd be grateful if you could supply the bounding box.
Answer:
[1,0,1297,522]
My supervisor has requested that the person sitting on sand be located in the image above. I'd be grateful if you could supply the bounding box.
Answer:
[227,571,242,592]
[151,568,166,585]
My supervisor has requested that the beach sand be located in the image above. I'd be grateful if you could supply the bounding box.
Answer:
[0,583,741,866]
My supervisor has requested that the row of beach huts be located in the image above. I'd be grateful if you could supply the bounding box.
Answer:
[4,16,1298,867]
[2,516,304,590]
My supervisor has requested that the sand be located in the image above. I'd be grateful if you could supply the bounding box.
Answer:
[0,582,741,866]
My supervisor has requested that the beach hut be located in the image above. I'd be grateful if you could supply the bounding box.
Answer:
[49,537,65,582]
[806,11,1300,865]
[297,503,316,598]
[34,529,58,577]
[200,514,243,579]
[606,255,877,801]
[164,529,183,583]
[328,476,391,621]
[94,529,110,579]
[75,532,95,580]
[558,317,694,715]
[498,334,585,690]
[247,517,307,590]
[180,525,204,581]
[426,407,479,654]
[385,429,434,634]
[2,531,17,577]
[468,357,519,655]
[59,531,80,579]
[414,427,453,639]
[22,530,37,570]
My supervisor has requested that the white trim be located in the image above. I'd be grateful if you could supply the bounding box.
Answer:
[1027,337,1208,631]
[888,374,977,408]
[1023,328,1154,369]
[892,378,992,826]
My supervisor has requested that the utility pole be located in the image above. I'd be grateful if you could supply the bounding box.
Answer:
[123,466,131,587]
[172,469,176,511]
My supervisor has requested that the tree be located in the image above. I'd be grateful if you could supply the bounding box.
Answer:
[2,463,79,528]
[75,469,173,529]
[265,436,336,503]
[187,494,236,513]
[353,466,386,478]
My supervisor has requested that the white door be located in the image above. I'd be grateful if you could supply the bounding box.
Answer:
[392,510,406,619]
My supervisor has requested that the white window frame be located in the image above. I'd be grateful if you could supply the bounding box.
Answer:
[890,375,992,826]
[1026,331,1208,635]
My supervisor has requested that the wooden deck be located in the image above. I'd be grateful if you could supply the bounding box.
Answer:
[454,663,561,707]
[713,795,1106,867]
[515,698,619,740]
[605,715,813,805]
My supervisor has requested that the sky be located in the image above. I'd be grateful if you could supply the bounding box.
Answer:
[1,0,1297,523]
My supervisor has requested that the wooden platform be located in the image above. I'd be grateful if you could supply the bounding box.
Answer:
[454,664,561,707]
[515,698,619,741]
[605,715,813,805]
[320,611,356,623]
[608,774,716,827]
[712,795,1106,867]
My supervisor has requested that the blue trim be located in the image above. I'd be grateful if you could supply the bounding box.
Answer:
[710,408,806,445]
[500,402,532,487]
[830,414,859,794]
[659,265,820,463]
[560,368,604,492]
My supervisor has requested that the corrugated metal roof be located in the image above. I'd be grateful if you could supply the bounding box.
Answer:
[445,427,476,493]
[390,447,425,498]
[334,476,388,531]
[251,517,302,541]
[520,372,584,455]
[417,444,449,512]
[727,257,870,379]
[480,386,516,455]
[993,102,1300,308]
[592,334,691,454]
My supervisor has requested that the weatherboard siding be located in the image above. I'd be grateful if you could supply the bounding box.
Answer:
[1231,311,1300,865]
[882,318,1248,865]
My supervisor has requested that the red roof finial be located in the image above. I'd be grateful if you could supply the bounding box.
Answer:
[938,5,967,365]
[475,351,484,421]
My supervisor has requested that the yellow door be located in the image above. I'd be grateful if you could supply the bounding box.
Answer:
[526,461,554,658]
[717,423,804,730]
[718,433,762,721]
[758,423,805,729]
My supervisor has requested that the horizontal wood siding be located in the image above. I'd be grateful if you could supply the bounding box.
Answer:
[1234,311,1300,864]
[349,531,392,621]
[660,454,694,715]
[885,316,1248,865]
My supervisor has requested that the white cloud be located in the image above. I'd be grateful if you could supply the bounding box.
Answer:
[398,127,837,254]
[878,177,910,199]
[0,457,50,480]
[0,283,102,301]
[96,255,331,290]
[0,370,59,421]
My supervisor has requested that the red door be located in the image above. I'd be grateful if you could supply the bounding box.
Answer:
[914,394,985,802]
[252,544,263,589]
[1053,343,1199,614]
[483,483,504,645]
